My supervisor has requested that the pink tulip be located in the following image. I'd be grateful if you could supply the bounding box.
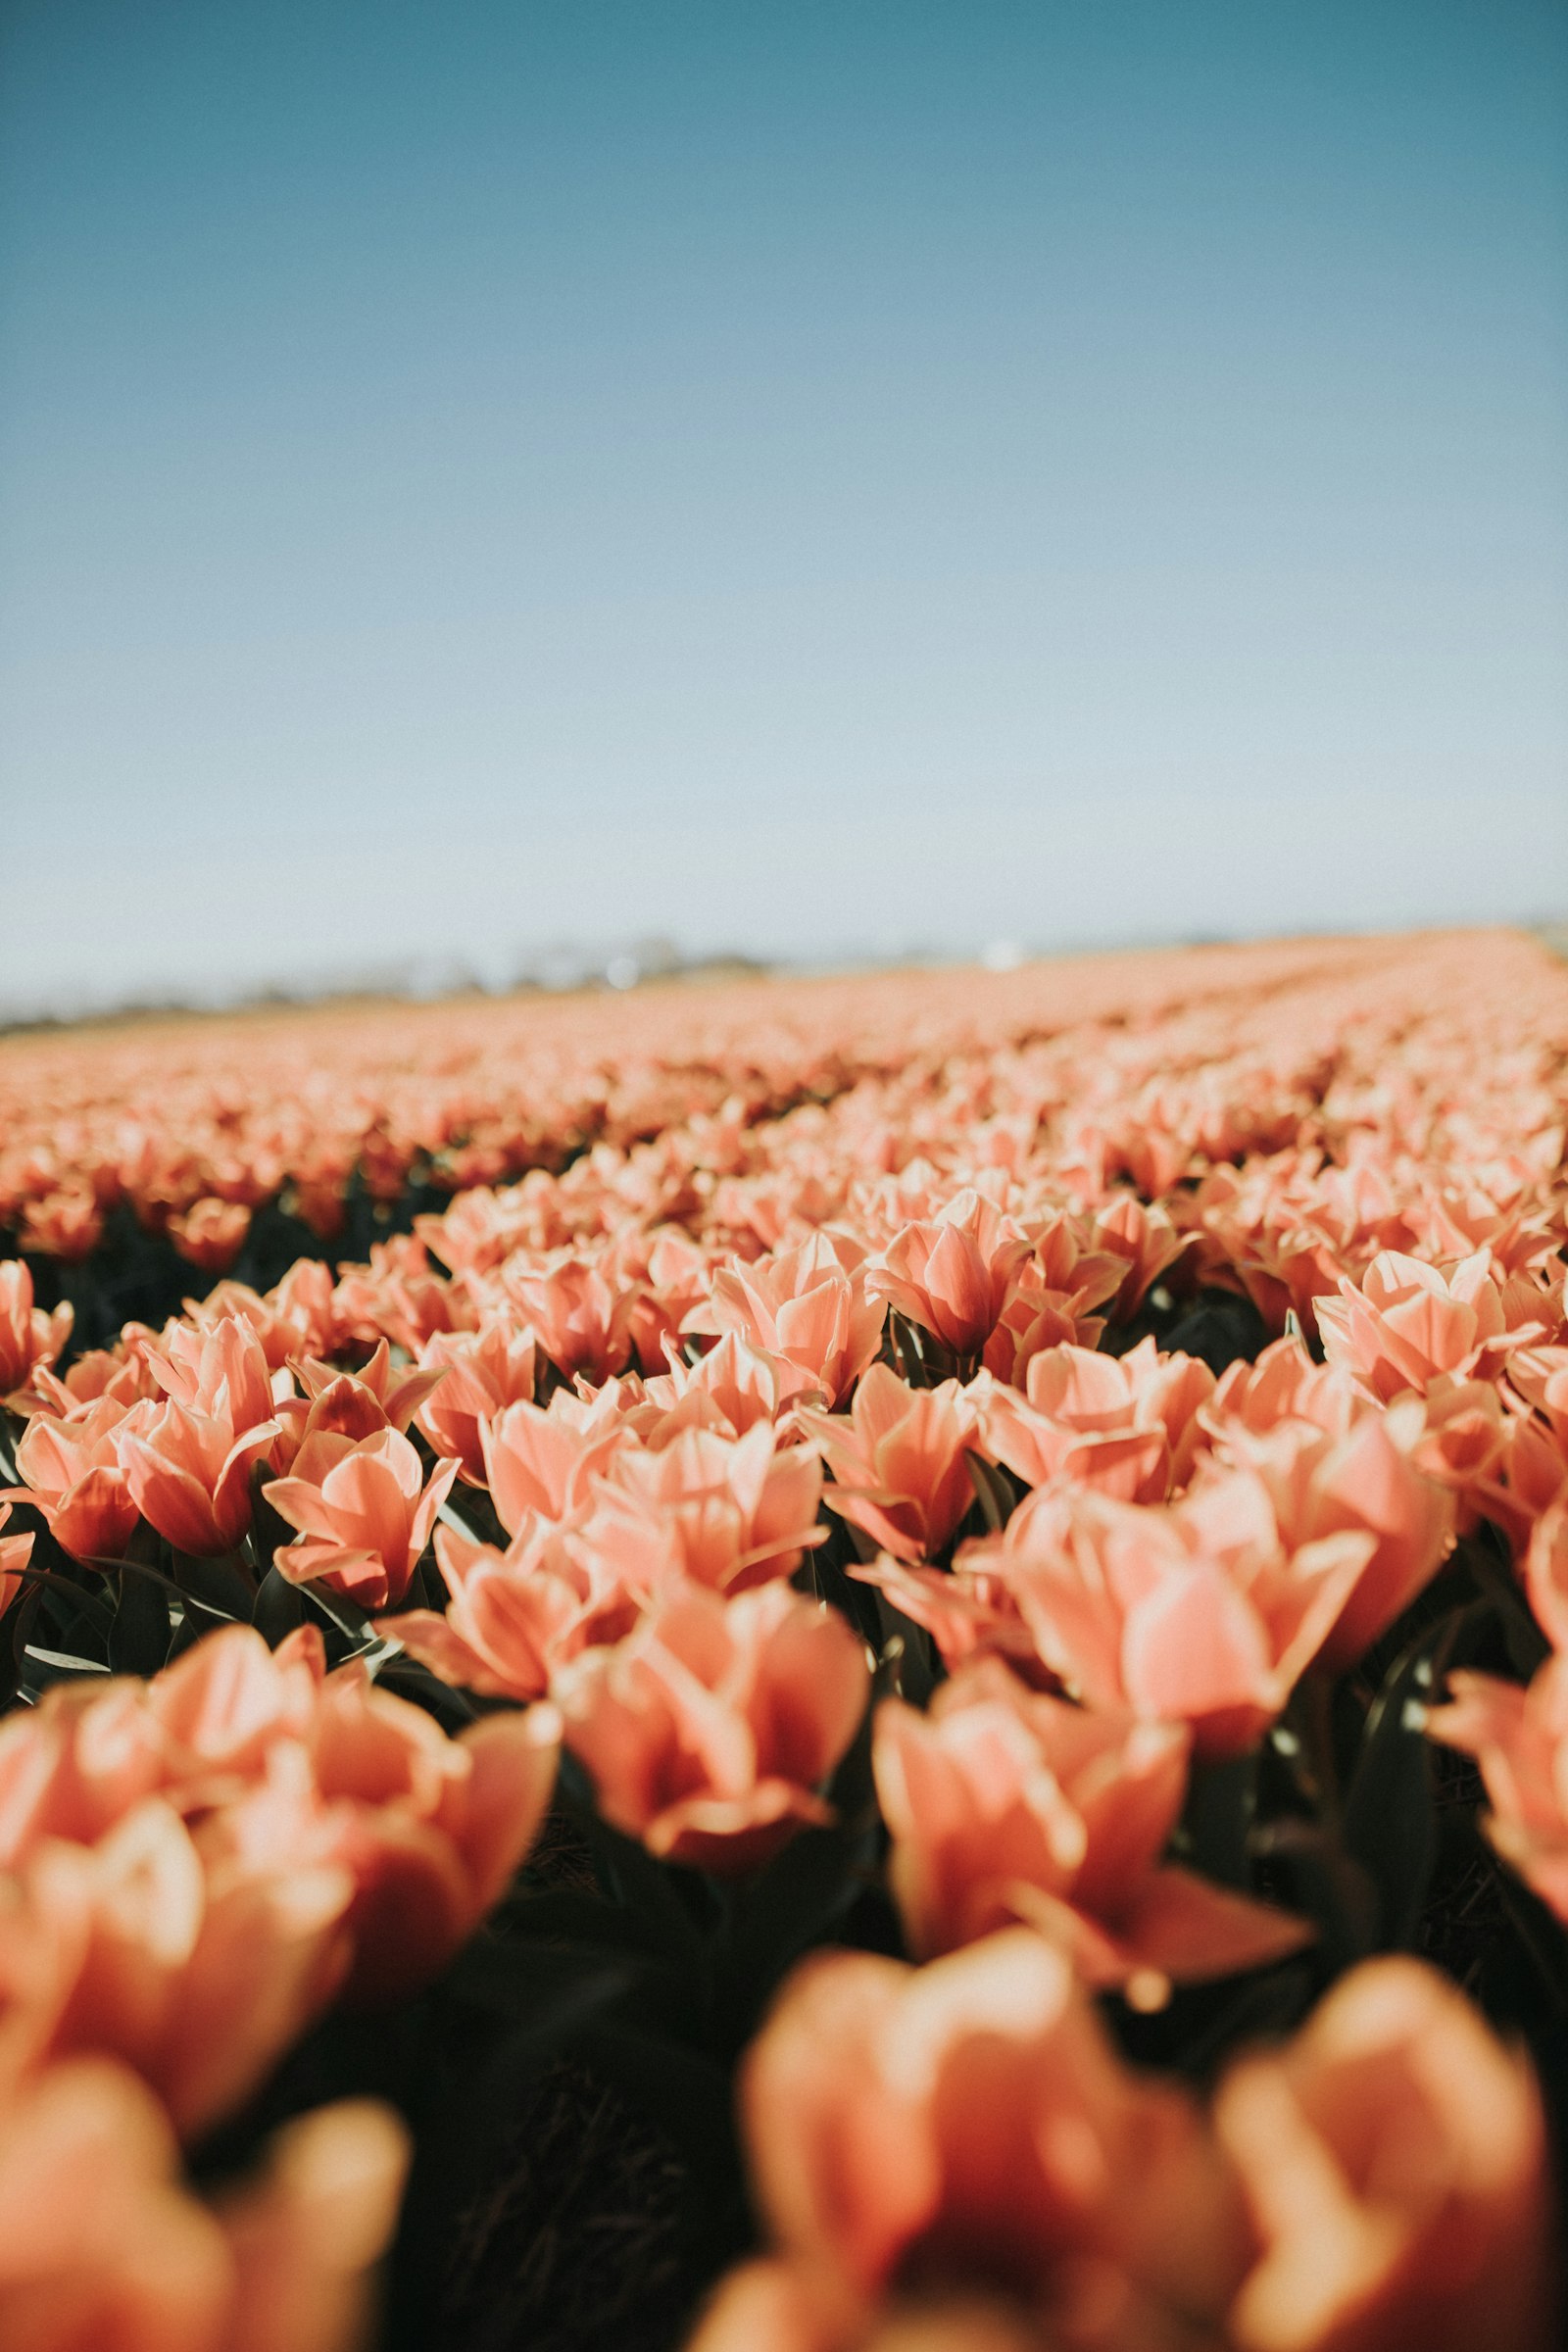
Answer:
[0,1259,73,1404]
[693,1233,886,1407]
[867,1191,1031,1360]
[874,1656,1308,1990]
[1216,1958,1556,2352]
[739,1931,1249,2330]
[798,1366,981,1564]
[265,1426,458,1607]
[0,2056,408,2352]
[556,1582,868,1872]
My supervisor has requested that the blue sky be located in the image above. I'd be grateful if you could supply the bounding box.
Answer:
[2,0,1565,1012]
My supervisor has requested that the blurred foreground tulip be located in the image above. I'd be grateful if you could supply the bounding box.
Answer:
[0,2055,408,2352]
[0,1625,560,2105]
[737,1930,1249,2338]
[1216,1958,1556,2352]
[300,1660,561,2004]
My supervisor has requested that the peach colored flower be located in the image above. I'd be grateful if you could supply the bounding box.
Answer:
[0,1792,354,2138]
[980,1276,1099,1392]
[292,1661,561,2004]
[1508,1344,1568,1451]
[1316,1250,1542,1403]
[0,1259,72,1403]
[416,1181,557,1275]
[206,2096,413,2352]
[612,1223,719,1372]
[798,1366,981,1564]
[501,1248,639,1383]
[293,1337,444,1435]
[978,1215,1127,1387]
[1488,1405,1568,1558]
[555,1581,868,1872]
[1494,1344,1568,1543]
[23,1333,163,1418]
[868,1191,1032,1360]
[1204,1336,1355,1444]
[0,1622,560,2024]
[1216,1958,1556,2352]
[387,1516,638,1701]
[265,1425,459,1607]
[7,1396,140,1562]
[1406,1373,1513,1532]
[117,1397,282,1557]
[854,1550,1044,1681]
[1091,1194,1191,1318]
[588,1420,827,1596]
[976,1343,1214,1505]
[17,1184,104,1262]
[1425,1641,1568,1929]
[1209,1403,1455,1670]
[0,2058,408,2352]
[637,1330,788,1439]
[0,1504,32,1623]
[265,1343,436,1477]
[414,1321,538,1481]
[143,1620,326,1783]
[478,1387,633,1534]
[190,1258,343,1371]
[691,1233,886,1407]
[332,1235,474,1354]
[145,1312,279,1440]
[960,1481,1372,1755]
[874,1657,1308,1990]
[739,1931,1249,2331]
[167,1197,252,1273]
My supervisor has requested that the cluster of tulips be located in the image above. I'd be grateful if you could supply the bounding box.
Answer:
[0,927,1565,2350]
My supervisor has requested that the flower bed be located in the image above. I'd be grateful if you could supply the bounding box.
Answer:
[0,928,1565,2350]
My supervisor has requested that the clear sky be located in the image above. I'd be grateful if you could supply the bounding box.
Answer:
[3,0,1565,1014]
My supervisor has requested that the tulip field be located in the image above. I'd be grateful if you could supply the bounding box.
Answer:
[2,926,1568,2351]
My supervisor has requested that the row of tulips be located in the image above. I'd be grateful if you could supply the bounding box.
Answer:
[0,929,1564,2348]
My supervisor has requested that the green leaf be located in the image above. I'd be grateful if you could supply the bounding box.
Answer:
[1342,1622,1446,1950]
[1183,1754,1256,1892]
[1252,1817,1378,1974]
[109,1562,171,1675]
[715,1820,872,2048]
[965,1450,1016,1536]
[252,1565,305,1645]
